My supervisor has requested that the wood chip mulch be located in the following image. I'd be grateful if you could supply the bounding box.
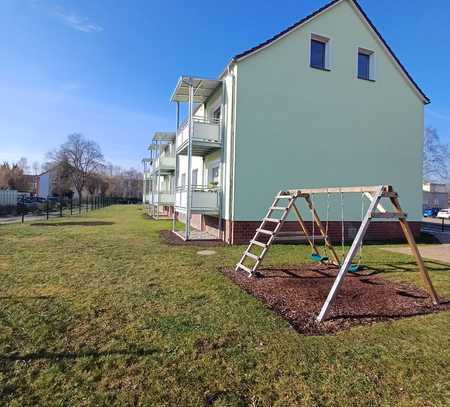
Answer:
[223,265,450,335]
[159,230,225,247]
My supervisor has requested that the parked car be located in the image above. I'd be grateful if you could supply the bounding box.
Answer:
[437,209,449,219]
[423,208,440,217]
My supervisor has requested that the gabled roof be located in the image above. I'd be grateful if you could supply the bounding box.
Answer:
[229,0,429,104]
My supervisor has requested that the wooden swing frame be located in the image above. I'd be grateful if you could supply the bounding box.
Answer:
[235,185,440,322]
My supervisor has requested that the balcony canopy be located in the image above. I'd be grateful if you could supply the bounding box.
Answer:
[171,76,222,103]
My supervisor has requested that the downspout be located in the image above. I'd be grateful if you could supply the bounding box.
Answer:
[218,80,226,240]
[228,64,237,244]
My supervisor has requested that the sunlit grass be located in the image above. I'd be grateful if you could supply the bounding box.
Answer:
[0,205,449,406]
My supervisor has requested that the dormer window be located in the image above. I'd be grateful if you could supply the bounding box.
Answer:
[310,34,330,71]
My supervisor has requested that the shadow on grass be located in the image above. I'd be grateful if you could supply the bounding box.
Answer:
[255,267,336,279]
[30,221,114,227]
[1,348,159,362]
[364,261,450,276]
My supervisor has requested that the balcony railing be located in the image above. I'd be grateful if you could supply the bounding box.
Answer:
[152,153,176,173]
[152,191,175,205]
[175,185,220,213]
[176,117,221,155]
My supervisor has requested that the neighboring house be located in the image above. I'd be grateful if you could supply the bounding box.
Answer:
[37,170,53,198]
[423,183,448,210]
[143,0,429,244]
[38,167,79,198]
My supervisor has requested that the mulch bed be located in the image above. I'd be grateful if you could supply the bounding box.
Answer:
[159,230,225,247]
[223,265,450,335]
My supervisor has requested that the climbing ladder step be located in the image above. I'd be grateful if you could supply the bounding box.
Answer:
[256,228,274,236]
[271,206,287,211]
[244,251,260,260]
[264,218,281,223]
[250,239,267,248]
[236,263,252,274]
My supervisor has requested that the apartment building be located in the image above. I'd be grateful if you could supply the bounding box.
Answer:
[143,0,429,244]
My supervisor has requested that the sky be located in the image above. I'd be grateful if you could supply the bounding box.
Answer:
[1,0,449,171]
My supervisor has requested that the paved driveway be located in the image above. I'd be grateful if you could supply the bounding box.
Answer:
[383,245,450,264]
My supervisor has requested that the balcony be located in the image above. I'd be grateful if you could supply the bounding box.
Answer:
[152,153,176,174]
[176,117,221,156]
[150,191,175,205]
[175,186,220,214]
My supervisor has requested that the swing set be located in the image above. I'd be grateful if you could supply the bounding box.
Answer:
[309,189,366,272]
[235,185,440,322]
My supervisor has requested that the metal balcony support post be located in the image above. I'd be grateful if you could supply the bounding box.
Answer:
[156,171,160,220]
[217,80,225,240]
[172,101,180,233]
[185,78,194,241]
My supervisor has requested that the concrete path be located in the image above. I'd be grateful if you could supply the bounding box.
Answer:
[383,245,450,265]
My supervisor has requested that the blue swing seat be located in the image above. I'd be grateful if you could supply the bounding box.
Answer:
[310,253,329,263]
[348,264,361,273]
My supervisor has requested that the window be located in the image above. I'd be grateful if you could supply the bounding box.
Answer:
[358,48,375,81]
[212,166,219,183]
[310,34,330,70]
[212,106,221,122]
[181,173,186,187]
[192,169,198,187]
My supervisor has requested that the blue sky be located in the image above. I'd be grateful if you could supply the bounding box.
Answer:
[1,0,449,171]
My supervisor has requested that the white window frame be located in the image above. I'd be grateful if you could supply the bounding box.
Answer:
[309,33,332,71]
[192,169,198,187]
[357,47,376,81]
[206,159,220,186]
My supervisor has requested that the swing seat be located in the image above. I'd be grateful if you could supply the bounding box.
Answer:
[311,253,329,263]
[348,264,361,273]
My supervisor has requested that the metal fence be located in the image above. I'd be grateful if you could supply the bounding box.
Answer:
[0,196,140,224]
[0,190,18,206]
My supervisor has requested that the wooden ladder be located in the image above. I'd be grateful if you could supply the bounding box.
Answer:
[235,191,295,276]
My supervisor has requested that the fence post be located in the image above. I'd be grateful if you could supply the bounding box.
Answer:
[59,197,63,217]
[70,197,73,216]
[46,199,49,220]
[21,196,25,223]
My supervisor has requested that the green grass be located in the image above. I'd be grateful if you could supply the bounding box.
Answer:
[0,205,449,406]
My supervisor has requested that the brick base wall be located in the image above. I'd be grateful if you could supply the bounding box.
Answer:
[173,215,421,245]
[226,220,421,245]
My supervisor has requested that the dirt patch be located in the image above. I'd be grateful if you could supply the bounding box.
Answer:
[159,230,225,247]
[223,265,450,335]
[30,221,114,227]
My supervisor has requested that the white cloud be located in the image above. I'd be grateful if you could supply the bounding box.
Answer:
[427,109,450,123]
[51,7,103,33]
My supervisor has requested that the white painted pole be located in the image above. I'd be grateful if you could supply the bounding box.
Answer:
[317,185,384,322]
[173,101,180,233]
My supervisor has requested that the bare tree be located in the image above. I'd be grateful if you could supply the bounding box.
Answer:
[424,127,449,183]
[50,134,104,199]
[52,160,74,197]
[0,161,31,191]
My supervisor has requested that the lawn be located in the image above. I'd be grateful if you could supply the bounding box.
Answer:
[0,205,449,406]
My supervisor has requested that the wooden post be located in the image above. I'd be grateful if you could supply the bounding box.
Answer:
[291,202,320,256]
[390,196,439,304]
